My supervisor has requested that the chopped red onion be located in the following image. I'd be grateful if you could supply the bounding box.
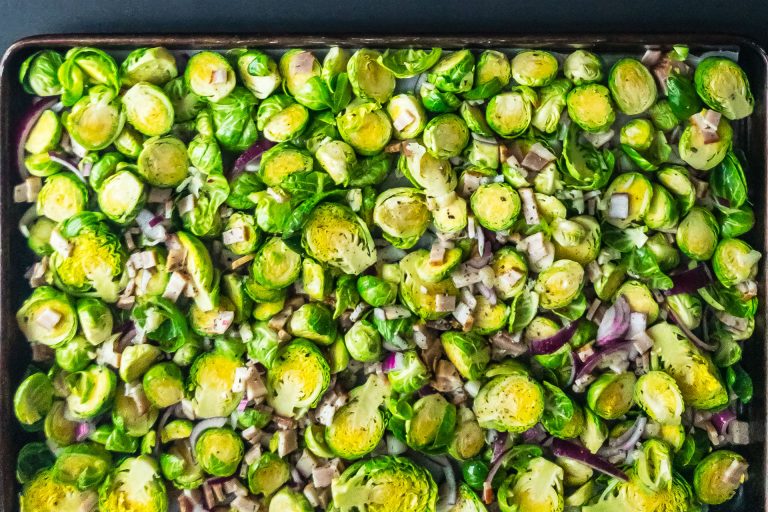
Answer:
[550,438,628,481]
[575,341,633,381]
[48,152,86,183]
[665,264,713,295]
[665,306,717,351]
[382,352,404,373]
[75,422,93,442]
[596,297,631,346]
[521,423,548,444]
[231,139,277,175]
[530,320,580,355]
[711,409,737,435]
[136,209,167,241]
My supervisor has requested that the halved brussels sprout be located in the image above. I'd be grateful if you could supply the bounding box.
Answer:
[160,439,203,489]
[608,58,657,114]
[399,141,457,194]
[603,172,653,228]
[55,335,94,372]
[541,381,585,439]
[20,468,96,512]
[98,456,167,512]
[474,371,544,433]
[194,427,244,477]
[387,349,430,394]
[184,51,236,102]
[65,365,116,420]
[634,370,684,425]
[448,408,485,461]
[472,295,510,335]
[44,400,77,446]
[441,331,490,380]
[27,216,55,256]
[25,109,61,154]
[347,49,396,103]
[567,84,615,133]
[615,280,659,322]
[37,172,88,222]
[486,89,534,137]
[97,169,146,224]
[428,49,475,93]
[466,50,511,99]
[532,78,572,133]
[553,215,601,265]
[17,286,77,347]
[644,183,679,231]
[694,57,754,120]
[420,82,461,113]
[280,49,330,110]
[657,165,695,215]
[380,48,442,78]
[511,50,558,87]
[235,49,282,99]
[423,113,469,159]
[267,339,330,418]
[187,351,244,418]
[120,47,177,86]
[586,371,636,420]
[122,82,174,136]
[648,322,728,410]
[248,452,290,496]
[387,93,427,139]
[492,246,529,300]
[497,457,563,512]
[258,143,314,187]
[326,374,390,459]
[677,206,719,261]
[406,393,457,452]
[301,202,377,275]
[256,94,310,143]
[137,135,189,187]
[51,442,111,491]
[563,49,603,85]
[331,456,437,512]
[535,259,585,310]
[471,182,520,231]
[678,116,732,170]
[399,263,460,320]
[288,302,337,345]
[316,139,357,185]
[666,293,702,330]
[431,192,468,234]
[189,296,235,336]
[620,118,654,151]
[693,450,748,505]
[580,407,608,454]
[357,275,397,307]
[112,382,158,437]
[712,238,760,287]
[337,100,393,155]
[223,211,261,255]
[407,247,462,283]
[20,50,64,96]
[373,187,430,249]
[344,319,383,363]
[64,86,125,150]
[251,236,302,289]
[649,99,679,131]
[14,372,54,426]
[142,362,184,408]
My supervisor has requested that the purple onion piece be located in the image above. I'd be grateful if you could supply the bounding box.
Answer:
[16,98,59,176]
[231,139,276,177]
[148,214,165,228]
[613,416,647,452]
[574,341,633,381]
[382,352,403,373]
[665,307,717,351]
[467,237,492,268]
[596,296,630,346]
[549,438,628,481]
[711,409,737,435]
[530,320,580,356]
[665,264,713,296]
[491,432,508,464]
[521,423,548,444]
[48,151,85,181]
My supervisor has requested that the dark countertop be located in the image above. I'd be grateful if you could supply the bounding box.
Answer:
[1,0,767,53]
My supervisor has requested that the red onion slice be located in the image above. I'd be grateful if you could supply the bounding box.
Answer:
[231,139,276,176]
[382,352,404,373]
[574,341,633,381]
[665,306,717,351]
[491,432,508,464]
[665,264,713,295]
[596,297,630,346]
[48,152,86,183]
[549,438,628,481]
[530,320,580,355]
[16,98,59,176]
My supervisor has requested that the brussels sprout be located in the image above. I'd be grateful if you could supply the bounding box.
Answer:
[580,407,608,453]
[557,457,593,488]
[709,152,747,212]
[380,48,442,78]
[98,456,167,512]
[620,118,654,151]
[136,135,189,187]
[120,47,177,86]
[26,216,55,256]
[194,427,243,477]
[431,192,469,234]
[693,450,748,505]
[64,365,116,420]
[97,169,146,224]
[491,246,529,300]
[497,457,563,512]
[510,50,558,87]
[312,139,355,186]
[142,362,184,408]
[553,215,601,265]
[326,374,390,459]
[657,165,696,215]
[676,206,719,261]
[474,370,544,432]
[279,49,331,110]
[567,83,615,133]
[16,442,55,485]
[345,49,396,103]
[55,335,94,372]
[220,212,259,256]
[63,86,124,150]
[649,99,680,131]
[712,238,760,287]
[447,483,487,511]
[184,51,236,102]
[344,318,382,363]
[208,87,259,151]
[420,82,462,113]
[666,293,702,330]
[386,93,427,139]
[20,468,97,512]
[267,339,330,418]
[644,183,679,231]
[532,78,572,133]
[463,49,511,100]
[354,276,394,308]
[423,113,469,159]
[336,100,393,155]
[59,47,120,105]
[254,97,307,144]
[398,140,457,194]
[694,57,754,120]
[486,89,534,137]
[387,349,430,394]
[399,255,459,320]
[286,303,335,345]
[470,182,521,231]
[534,259,585,310]
[258,143,313,188]
[122,82,174,136]
[615,280,659,323]
[560,123,616,191]
[43,400,77,446]
[17,286,78,346]
[405,393,457,453]
[247,452,290,496]
[586,371,636,420]
[678,116,732,170]
[20,50,64,96]
[541,381,585,439]
[159,439,203,489]
[634,370,684,425]
[331,456,438,512]
[14,372,54,426]
[37,172,88,222]
[603,172,653,228]
[441,331,490,381]
[608,58,657,114]
[24,109,61,154]
[649,322,728,410]
[112,382,158,436]
[427,49,475,93]
[248,236,301,290]
[563,50,603,85]
[187,351,244,418]
[373,188,430,249]
[235,49,281,99]
[51,442,111,491]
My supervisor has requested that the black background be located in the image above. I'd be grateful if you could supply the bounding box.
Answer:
[1,0,768,53]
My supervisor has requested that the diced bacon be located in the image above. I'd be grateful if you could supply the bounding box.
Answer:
[586,298,602,321]
[433,360,463,392]
[459,173,483,197]
[177,194,195,216]
[232,366,251,393]
[224,478,249,497]
[690,111,720,144]
[312,465,338,489]
[277,429,298,457]
[452,264,483,288]
[147,187,171,203]
[304,483,322,508]
[430,242,446,264]
[518,188,540,225]
[435,294,456,312]
[641,49,662,67]
[211,311,235,335]
[586,261,603,283]
[244,443,262,465]
[35,306,61,330]
[521,143,556,171]
[162,272,189,302]
[521,232,553,268]
[631,332,654,354]
[296,450,319,478]
[222,227,247,245]
[246,376,267,401]
[452,302,474,331]
[382,305,411,320]
[116,296,136,310]
[496,269,523,291]
[231,496,259,512]
[385,141,403,153]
